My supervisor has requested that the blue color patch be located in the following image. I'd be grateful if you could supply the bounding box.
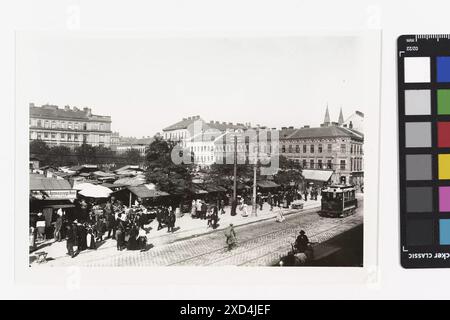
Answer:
[437,56,450,83]
[440,219,450,245]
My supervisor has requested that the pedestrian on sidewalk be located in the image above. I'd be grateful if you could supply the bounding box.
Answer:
[54,210,63,242]
[116,217,125,251]
[200,201,207,220]
[95,217,105,241]
[220,199,225,214]
[86,226,97,250]
[105,207,116,239]
[167,210,176,233]
[138,226,147,252]
[156,207,164,230]
[206,206,213,228]
[66,224,76,258]
[191,200,197,218]
[257,193,264,211]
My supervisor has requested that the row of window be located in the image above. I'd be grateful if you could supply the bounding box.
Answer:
[31,119,107,131]
[281,143,363,155]
[30,131,106,142]
[350,144,363,155]
[297,159,342,170]
[190,144,273,153]
[350,158,363,171]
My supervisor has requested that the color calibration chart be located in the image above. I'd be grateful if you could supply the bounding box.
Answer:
[398,35,450,268]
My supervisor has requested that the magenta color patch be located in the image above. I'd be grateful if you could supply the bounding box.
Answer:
[440,187,450,212]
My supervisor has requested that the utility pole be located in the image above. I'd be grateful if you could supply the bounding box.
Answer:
[251,133,258,216]
[231,134,237,216]
[252,157,257,216]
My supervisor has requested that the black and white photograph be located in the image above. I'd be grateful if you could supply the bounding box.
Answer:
[20,33,372,268]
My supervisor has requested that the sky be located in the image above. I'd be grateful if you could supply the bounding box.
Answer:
[17,33,367,137]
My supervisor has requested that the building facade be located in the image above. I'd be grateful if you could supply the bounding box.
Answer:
[116,137,154,157]
[279,108,364,186]
[29,103,112,148]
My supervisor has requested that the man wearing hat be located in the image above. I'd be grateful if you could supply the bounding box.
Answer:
[295,230,309,253]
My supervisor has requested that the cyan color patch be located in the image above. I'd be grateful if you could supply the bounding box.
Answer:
[437,56,450,83]
[440,219,450,245]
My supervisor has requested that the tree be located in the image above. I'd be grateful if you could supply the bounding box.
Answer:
[145,137,194,194]
[30,140,50,165]
[206,163,253,188]
[75,143,97,164]
[48,145,72,167]
[273,155,304,187]
[93,145,115,164]
[124,149,143,165]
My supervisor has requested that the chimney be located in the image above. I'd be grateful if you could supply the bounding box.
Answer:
[210,120,214,124]
[303,125,310,128]
[215,121,219,124]
[349,121,353,129]
[182,117,187,121]
[281,127,287,130]
[289,126,294,129]
[65,105,70,111]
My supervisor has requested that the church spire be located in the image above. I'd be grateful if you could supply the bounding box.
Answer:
[324,104,331,126]
[338,107,344,125]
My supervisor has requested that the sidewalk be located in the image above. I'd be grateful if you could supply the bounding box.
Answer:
[148,197,322,246]
[30,197,322,266]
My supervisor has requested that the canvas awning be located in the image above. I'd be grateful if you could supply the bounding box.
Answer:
[114,176,146,186]
[202,184,227,193]
[190,184,208,194]
[302,169,333,182]
[127,185,170,199]
[30,175,72,191]
[256,180,280,189]
[79,184,113,198]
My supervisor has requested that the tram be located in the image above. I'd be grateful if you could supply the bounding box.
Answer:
[320,184,358,218]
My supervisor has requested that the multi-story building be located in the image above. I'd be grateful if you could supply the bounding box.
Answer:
[180,120,253,167]
[279,107,364,186]
[29,103,112,148]
[162,116,203,147]
[110,132,120,151]
[116,137,154,157]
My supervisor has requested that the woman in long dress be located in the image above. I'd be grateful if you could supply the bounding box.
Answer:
[275,205,285,222]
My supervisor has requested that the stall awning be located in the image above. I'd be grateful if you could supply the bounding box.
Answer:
[30,175,72,191]
[302,169,333,182]
[190,184,208,194]
[256,180,280,189]
[202,184,227,193]
[128,185,170,199]
[42,204,76,209]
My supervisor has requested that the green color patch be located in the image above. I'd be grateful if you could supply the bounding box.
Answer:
[438,89,450,115]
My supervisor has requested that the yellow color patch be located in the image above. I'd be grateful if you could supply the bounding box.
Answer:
[439,154,450,180]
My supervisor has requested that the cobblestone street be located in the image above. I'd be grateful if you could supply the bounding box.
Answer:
[32,196,363,267]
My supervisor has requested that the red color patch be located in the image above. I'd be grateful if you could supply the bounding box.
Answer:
[438,122,450,148]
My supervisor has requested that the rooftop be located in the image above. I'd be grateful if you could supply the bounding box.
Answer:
[162,116,203,131]
[283,126,363,141]
[29,103,111,122]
